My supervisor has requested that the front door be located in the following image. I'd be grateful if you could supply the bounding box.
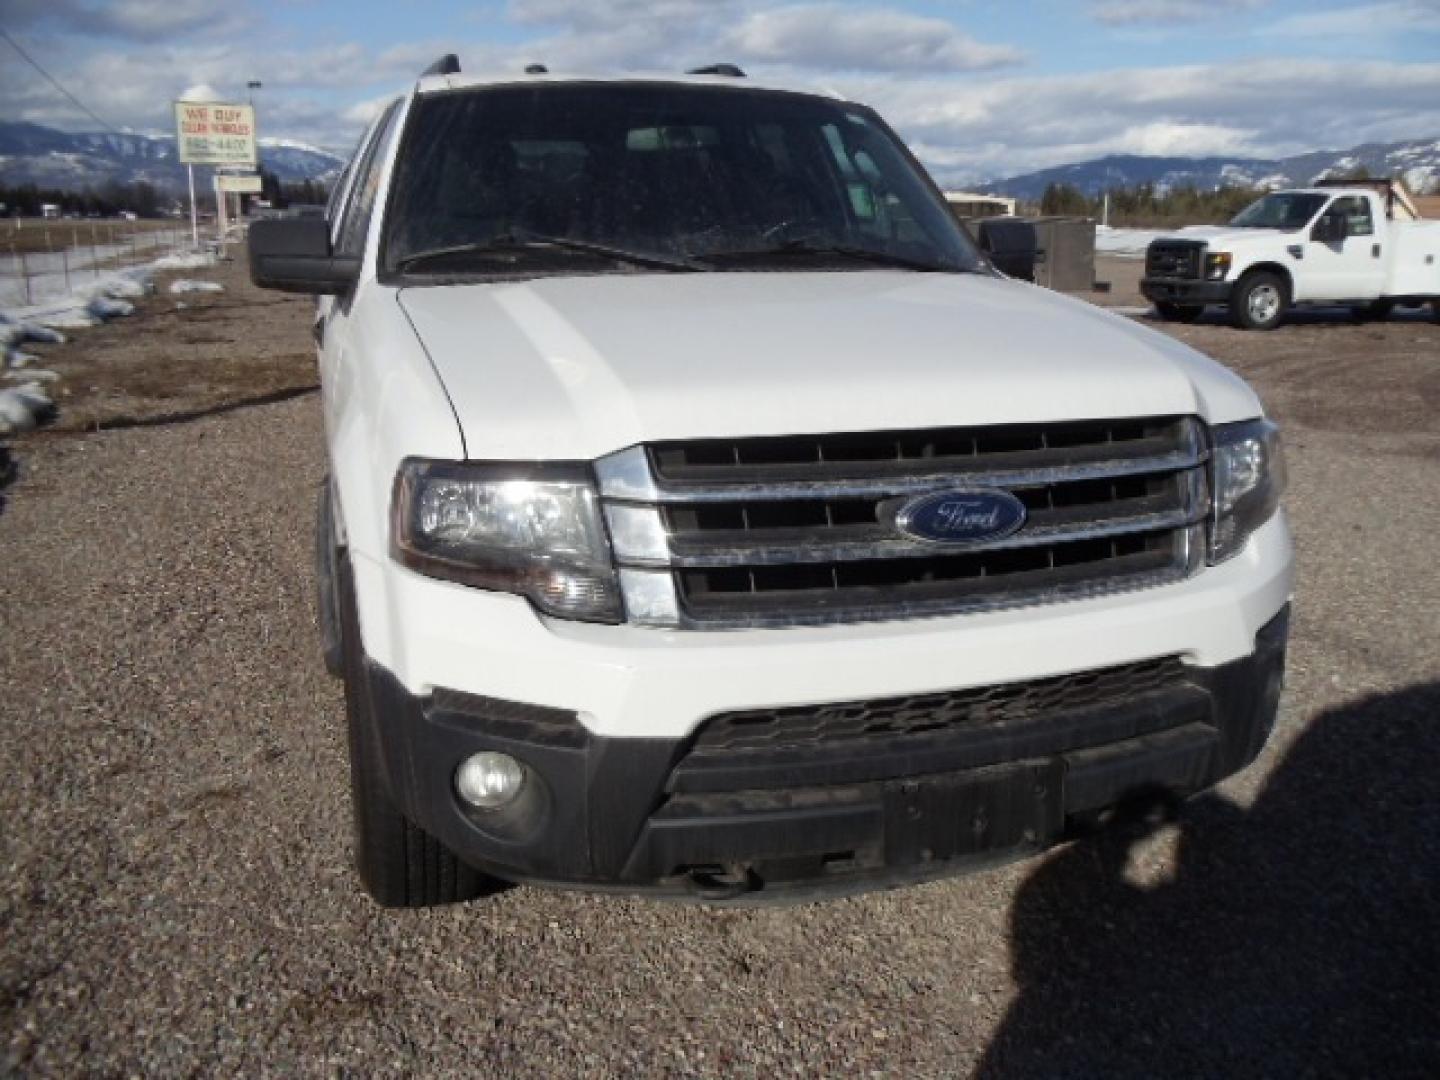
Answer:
[1304,195,1386,302]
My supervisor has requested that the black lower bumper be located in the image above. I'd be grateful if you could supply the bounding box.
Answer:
[1141,277,1232,305]
[360,607,1289,902]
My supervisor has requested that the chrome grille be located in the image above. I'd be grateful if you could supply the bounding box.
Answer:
[1146,241,1203,279]
[597,417,1208,629]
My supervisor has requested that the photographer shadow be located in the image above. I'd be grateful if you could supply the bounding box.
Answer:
[977,682,1440,1079]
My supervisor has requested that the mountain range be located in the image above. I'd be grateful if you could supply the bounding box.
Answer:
[0,121,345,191]
[977,137,1440,200]
[4,120,1438,206]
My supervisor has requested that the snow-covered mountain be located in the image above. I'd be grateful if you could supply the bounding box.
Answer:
[0,122,345,191]
[979,137,1440,200]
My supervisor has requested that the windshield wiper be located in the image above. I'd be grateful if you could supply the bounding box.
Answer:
[697,239,962,273]
[397,232,703,273]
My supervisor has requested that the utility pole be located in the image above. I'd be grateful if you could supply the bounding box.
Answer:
[246,80,263,221]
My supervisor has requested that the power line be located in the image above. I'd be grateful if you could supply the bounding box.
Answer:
[0,26,122,134]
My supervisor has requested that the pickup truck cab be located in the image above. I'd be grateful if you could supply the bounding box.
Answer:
[1143,186,1440,329]
[249,59,1293,907]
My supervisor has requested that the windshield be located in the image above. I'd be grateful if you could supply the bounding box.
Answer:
[381,83,984,277]
[1228,193,1329,230]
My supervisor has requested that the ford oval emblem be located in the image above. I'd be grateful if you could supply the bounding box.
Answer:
[894,489,1027,546]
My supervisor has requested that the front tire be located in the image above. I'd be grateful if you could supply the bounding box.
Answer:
[337,555,498,908]
[1154,301,1205,323]
[1230,271,1288,331]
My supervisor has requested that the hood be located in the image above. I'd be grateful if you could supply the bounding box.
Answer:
[397,271,1262,461]
[1165,225,1289,248]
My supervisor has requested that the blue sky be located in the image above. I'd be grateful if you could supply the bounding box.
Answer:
[2,0,1438,182]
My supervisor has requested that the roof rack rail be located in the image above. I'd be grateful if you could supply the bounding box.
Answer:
[421,54,460,77]
[687,63,746,77]
[525,63,549,74]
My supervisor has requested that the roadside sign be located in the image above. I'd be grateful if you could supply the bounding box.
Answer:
[174,102,257,166]
[217,175,263,194]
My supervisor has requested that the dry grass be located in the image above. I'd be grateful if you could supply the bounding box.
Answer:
[2,216,190,256]
[15,250,317,433]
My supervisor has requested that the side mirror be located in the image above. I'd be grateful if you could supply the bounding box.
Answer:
[1311,213,1348,243]
[248,218,360,294]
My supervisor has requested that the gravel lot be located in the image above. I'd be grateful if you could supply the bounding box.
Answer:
[2,256,1438,1076]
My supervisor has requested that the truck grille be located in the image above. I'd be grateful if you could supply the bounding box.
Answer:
[692,656,1188,752]
[1145,241,1203,279]
[596,417,1209,629]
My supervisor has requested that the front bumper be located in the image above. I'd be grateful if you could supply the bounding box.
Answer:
[1141,277,1232,305]
[359,606,1290,901]
[350,514,1292,741]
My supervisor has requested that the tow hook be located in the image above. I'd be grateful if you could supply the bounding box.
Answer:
[681,864,759,901]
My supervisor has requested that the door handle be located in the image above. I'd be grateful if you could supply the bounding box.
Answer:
[1372,244,1381,258]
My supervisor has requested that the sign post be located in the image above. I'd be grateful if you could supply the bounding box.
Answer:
[186,165,198,247]
[173,101,258,245]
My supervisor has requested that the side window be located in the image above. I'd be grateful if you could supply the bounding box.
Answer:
[1330,196,1374,237]
[336,101,401,258]
[326,119,382,244]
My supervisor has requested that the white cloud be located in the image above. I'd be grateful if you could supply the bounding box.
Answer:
[1,2,1438,183]
[508,0,732,27]
[1090,0,1267,24]
[342,94,396,127]
[724,4,1023,73]
[844,58,1440,182]
[1260,1,1440,37]
[2,0,247,40]
[177,83,220,103]
[1109,121,1257,157]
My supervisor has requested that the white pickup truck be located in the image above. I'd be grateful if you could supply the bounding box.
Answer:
[248,58,1292,906]
[1142,187,1440,329]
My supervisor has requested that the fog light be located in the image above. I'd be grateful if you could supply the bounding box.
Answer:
[455,752,526,810]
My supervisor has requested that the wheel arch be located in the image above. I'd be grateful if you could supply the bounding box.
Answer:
[1234,261,1293,299]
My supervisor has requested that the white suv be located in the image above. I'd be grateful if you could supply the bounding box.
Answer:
[250,57,1293,906]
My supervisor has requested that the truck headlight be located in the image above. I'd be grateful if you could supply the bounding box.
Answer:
[391,459,621,622]
[1209,419,1285,564]
[1204,252,1232,280]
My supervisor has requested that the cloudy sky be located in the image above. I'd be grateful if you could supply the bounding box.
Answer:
[2,0,1438,182]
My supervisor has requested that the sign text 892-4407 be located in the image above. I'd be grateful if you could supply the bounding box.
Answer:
[174,102,257,166]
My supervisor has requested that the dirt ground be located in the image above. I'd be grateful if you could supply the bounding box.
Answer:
[2,255,1437,1076]
[17,253,316,433]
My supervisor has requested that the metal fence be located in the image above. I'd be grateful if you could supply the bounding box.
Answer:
[2,220,193,309]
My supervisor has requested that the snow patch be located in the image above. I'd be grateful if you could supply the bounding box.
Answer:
[0,253,179,332]
[0,381,55,435]
[4,367,59,383]
[1096,227,1170,257]
[1,318,65,370]
[169,279,224,295]
[153,251,218,270]
[89,296,136,319]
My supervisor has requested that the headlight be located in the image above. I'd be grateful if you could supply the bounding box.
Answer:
[1204,251,1232,280]
[1209,419,1285,564]
[391,459,621,622]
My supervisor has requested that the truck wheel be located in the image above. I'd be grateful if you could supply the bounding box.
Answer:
[1155,302,1205,323]
[1350,299,1393,322]
[337,554,498,908]
[315,479,344,679]
[1230,271,1288,331]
